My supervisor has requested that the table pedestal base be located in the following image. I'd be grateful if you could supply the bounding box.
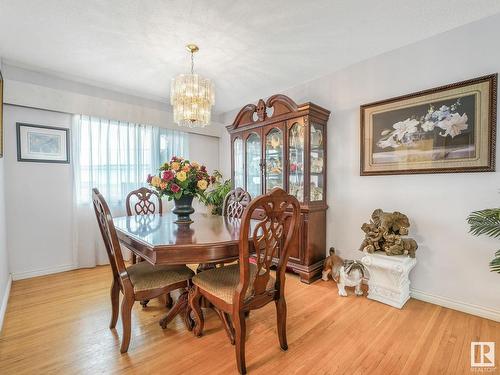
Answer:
[159,290,193,330]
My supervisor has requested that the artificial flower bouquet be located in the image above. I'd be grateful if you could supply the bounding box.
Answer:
[147,156,214,200]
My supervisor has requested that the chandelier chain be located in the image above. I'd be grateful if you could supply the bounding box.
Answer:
[191,51,194,74]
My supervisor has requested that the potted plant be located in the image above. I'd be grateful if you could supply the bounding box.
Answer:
[467,208,500,273]
[147,156,214,224]
[199,170,232,215]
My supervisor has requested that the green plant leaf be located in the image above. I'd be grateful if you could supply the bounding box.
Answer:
[490,250,500,273]
[467,208,500,239]
[198,174,232,216]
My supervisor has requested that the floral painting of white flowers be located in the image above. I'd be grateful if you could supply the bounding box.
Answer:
[375,96,474,159]
[360,74,497,175]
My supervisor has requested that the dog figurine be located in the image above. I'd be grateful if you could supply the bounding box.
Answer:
[322,247,366,297]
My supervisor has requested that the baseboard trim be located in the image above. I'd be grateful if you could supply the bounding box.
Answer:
[12,264,77,281]
[410,288,500,322]
[0,274,12,332]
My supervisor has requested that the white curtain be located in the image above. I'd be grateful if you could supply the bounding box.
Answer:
[72,115,189,267]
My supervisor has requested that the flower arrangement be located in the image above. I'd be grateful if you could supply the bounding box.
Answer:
[147,156,214,201]
[377,99,469,149]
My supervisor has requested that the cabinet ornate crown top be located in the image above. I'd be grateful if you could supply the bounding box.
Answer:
[227,94,330,130]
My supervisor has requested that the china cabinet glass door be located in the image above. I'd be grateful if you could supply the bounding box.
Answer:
[288,122,305,202]
[310,123,325,201]
[265,128,284,193]
[246,132,262,198]
[233,137,244,188]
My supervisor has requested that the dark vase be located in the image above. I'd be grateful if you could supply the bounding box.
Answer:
[172,195,195,224]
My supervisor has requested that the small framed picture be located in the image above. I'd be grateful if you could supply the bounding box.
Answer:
[360,74,497,175]
[16,123,70,163]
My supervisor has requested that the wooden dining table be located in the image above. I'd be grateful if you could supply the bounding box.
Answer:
[113,212,256,333]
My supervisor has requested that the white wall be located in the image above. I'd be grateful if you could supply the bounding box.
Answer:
[3,105,220,279]
[4,106,74,279]
[221,14,500,319]
[0,147,11,330]
[189,133,220,174]
[0,58,12,330]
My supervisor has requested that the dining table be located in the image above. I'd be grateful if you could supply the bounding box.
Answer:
[113,212,256,334]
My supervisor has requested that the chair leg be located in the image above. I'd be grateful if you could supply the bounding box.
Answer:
[214,308,235,345]
[109,278,120,329]
[165,292,173,308]
[120,296,135,353]
[188,286,204,337]
[275,298,288,351]
[233,310,247,374]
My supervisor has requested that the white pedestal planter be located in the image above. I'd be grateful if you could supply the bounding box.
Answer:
[361,252,417,309]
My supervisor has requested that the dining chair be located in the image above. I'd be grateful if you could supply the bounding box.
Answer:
[92,188,194,353]
[125,187,171,307]
[126,187,162,263]
[222,187,251,219]
[188,187,301,374]
[214,188,252,272]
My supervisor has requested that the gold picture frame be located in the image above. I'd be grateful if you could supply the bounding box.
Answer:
[360,74,497,175]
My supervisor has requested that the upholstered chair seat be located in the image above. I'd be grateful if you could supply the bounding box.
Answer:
[192,264,275,304]
[127,263,194,293]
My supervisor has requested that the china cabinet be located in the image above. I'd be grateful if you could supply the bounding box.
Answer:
[226,94,330,283]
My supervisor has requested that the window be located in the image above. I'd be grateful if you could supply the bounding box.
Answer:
[73,115,188,206]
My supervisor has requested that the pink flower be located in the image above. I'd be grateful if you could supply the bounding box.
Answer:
[162,170,175,181]
[170,183,180,193]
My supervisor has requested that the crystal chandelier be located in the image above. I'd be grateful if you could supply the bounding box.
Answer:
[170,44,215,128]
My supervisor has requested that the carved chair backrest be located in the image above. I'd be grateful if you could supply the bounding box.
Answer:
[222,188,251,219]
[93,188,128,284]
[126,187,163,216]
[235,188,300,306]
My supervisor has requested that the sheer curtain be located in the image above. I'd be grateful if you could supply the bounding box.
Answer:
[72,115,189,267]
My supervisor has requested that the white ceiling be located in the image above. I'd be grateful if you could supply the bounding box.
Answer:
[1,1,500,113]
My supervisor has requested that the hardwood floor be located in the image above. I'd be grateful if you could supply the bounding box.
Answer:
[0,266,498,374]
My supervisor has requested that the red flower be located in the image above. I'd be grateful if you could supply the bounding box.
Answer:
[146,174,153,183]
[162,170,174,181]
[210,176,216,184]
[170,183,180,193]
[200,165,207,172]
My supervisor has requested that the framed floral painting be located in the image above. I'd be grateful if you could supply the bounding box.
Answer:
[360,74,497,175]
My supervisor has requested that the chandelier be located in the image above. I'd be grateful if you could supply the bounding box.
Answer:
[170,44,215,128]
